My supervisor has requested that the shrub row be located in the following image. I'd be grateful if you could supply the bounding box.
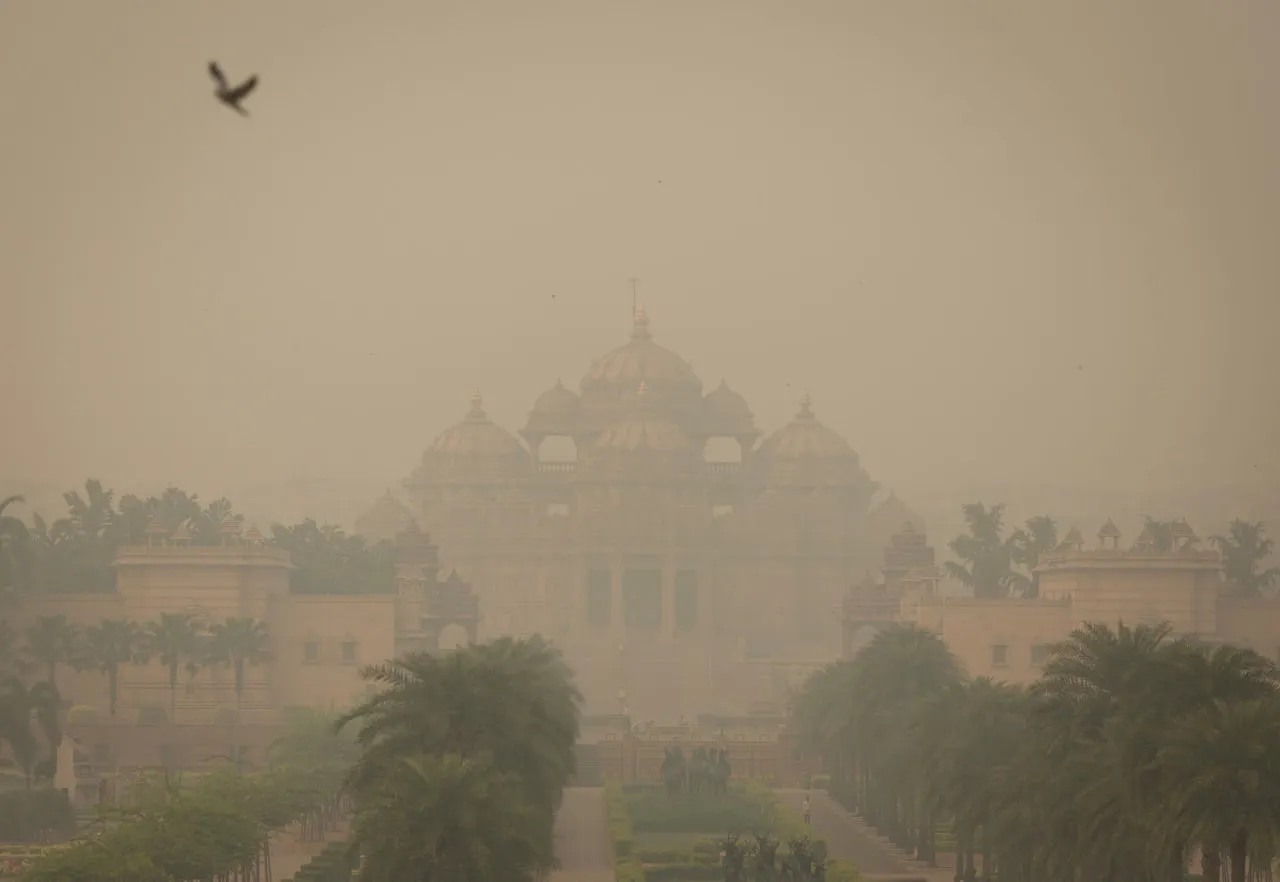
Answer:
[605,778,644,882]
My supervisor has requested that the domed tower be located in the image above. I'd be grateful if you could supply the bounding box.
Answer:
[577,307,705,441]
[405,391,532,513]
[521,379,581,463]
[727,395,879,656]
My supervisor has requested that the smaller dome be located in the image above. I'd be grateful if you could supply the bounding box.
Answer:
[755,395,874,490]
[532,379,580,416]
[760,394,855,459]
[428,393,529,459]
[523,379,581,440]
[415,392,531,485]
[705,379,749,415]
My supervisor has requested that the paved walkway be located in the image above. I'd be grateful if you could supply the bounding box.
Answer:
[777,790,932,881]
[269,819,349,881]
[550,786,615,882]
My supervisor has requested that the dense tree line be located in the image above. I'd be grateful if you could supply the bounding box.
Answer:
[795,622,1280,882]
[336,635,582,882]
[944,504,1276,599]
[0,481,397,597]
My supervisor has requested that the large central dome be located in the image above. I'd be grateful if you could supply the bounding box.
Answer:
[578,307,705,435]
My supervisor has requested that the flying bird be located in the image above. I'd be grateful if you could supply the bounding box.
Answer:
[208,61,258,116]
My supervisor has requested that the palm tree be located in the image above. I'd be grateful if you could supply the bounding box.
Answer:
[22,614,81,689]
[0,494,31,598]
[82,618,147,718]
[945,503,1020,598]
[1210,520,1279,598]
[0,677,62,787]
[350,751,555,882]
[208,617,270,770]
[338,635,581,847]
[144,613,203,724]
[1153,698,1280,882]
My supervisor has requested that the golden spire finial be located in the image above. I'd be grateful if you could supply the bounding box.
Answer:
[466,390,486,420]
[637,380,649,396]
[797,393,814,417]
[631,305,651,339]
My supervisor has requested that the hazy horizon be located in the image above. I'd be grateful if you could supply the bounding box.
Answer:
[4,0,1278,503]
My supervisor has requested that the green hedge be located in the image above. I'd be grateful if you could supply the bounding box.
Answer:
[605,778,634,857]
[624,783,772,834]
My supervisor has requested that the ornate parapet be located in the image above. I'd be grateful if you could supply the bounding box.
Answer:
[1036,547,1222,573]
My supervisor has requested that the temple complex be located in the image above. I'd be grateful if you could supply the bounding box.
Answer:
[11,308,1280,775]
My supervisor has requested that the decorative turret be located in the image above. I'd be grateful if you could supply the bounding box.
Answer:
[1171,519,1200,551]
[395,518,439,580]
[242,524,265,547]
[169,521,192,547]
[1059,526,1084,552]
[218,513,242,546]
[144,516,168,547]
[883,521,940,595]
[1098,518,1121,549]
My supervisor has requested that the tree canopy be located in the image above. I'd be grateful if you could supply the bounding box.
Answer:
[0,479,397,595]
[794,621,1280,882]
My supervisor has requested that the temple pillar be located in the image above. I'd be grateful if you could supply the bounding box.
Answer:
[661,565,676,640]
[699,565,712,638]
[611,564,625,638]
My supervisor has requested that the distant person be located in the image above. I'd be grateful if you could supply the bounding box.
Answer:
[802,794,811,825]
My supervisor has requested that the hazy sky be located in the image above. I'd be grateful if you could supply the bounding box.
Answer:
[2,0,1277,504]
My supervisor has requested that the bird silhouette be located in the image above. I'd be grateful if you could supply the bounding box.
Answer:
[208,61,258,116]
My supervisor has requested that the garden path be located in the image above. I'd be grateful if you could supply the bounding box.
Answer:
[776,789,937,882]
[551,786,616,882]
